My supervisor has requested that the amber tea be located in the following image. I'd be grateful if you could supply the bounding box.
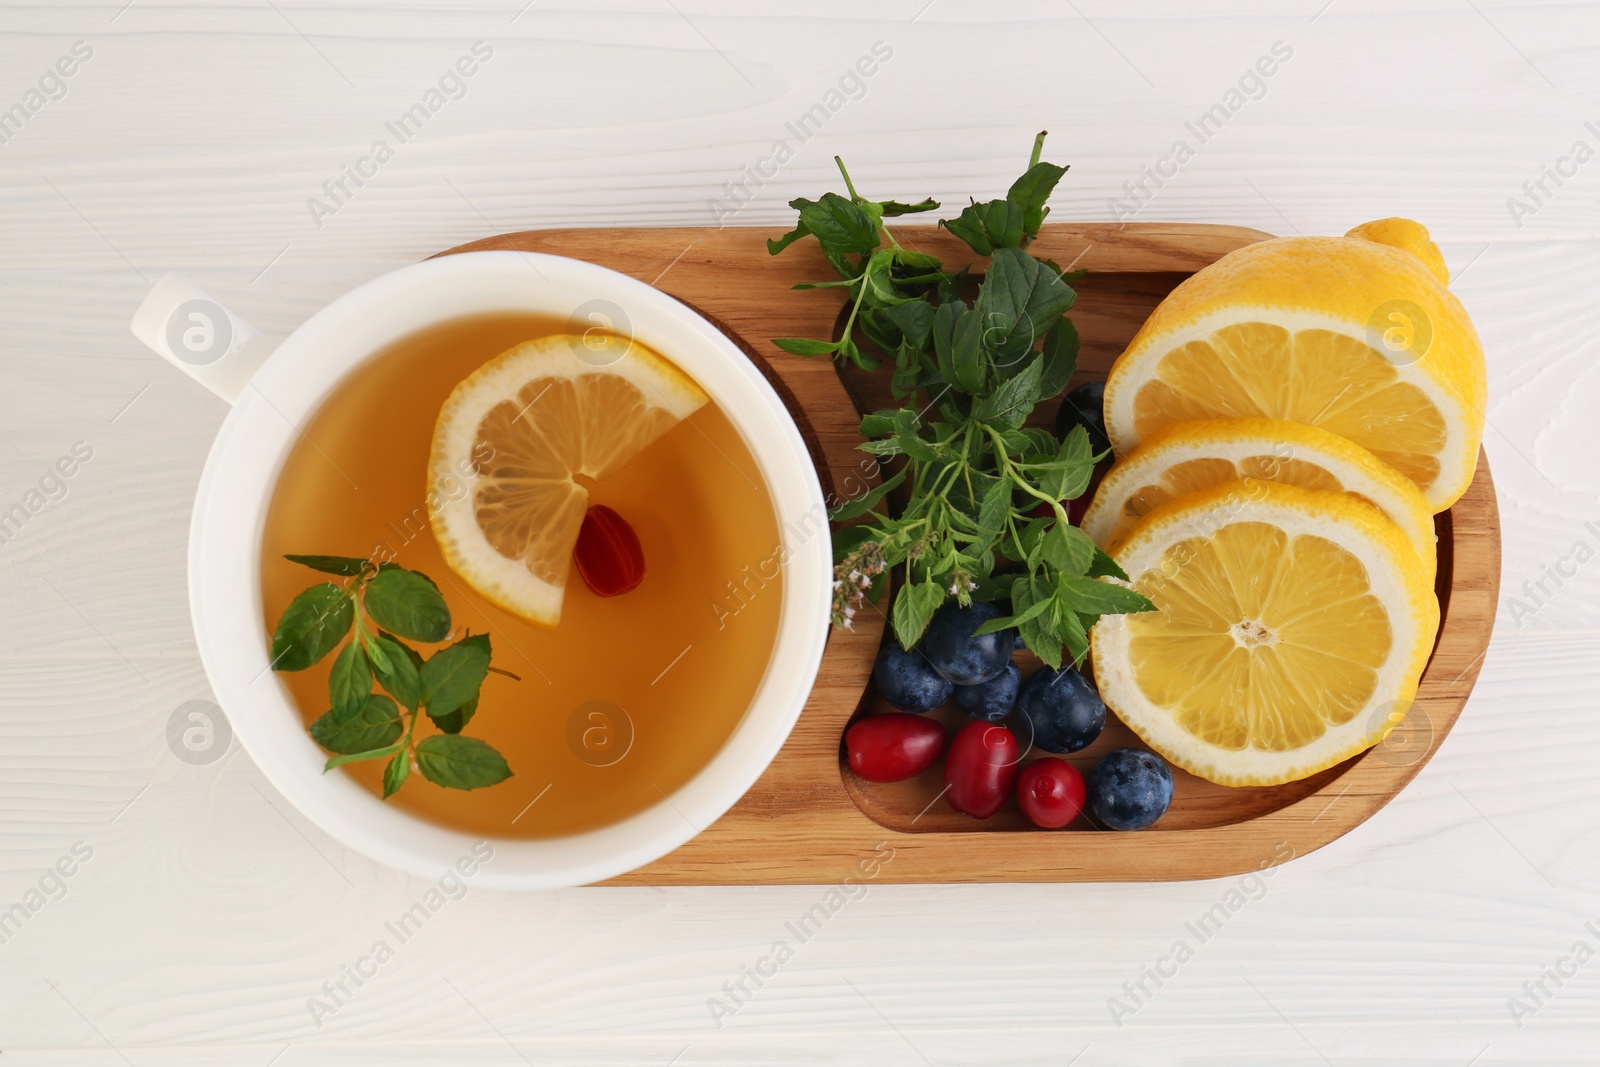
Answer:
[261,312,785,838]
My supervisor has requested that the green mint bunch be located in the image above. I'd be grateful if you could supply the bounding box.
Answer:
[770,132,1155,670]
[270,555,513,797]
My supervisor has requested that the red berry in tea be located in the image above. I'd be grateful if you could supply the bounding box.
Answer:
[573,505,644,597]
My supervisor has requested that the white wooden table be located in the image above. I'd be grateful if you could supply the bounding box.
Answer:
[2,1,1596,1062]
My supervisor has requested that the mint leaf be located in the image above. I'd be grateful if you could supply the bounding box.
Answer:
[973,592,1053,635]
[976,476,1012,537]
[893,248,943,273]
[363,566,450,643]
[324,742,404,771]
[797,193,880,255]
[879,197,939,216]
[1007,161,1068,236]
[859,411,897,437]
[362,632,392,674]
[975,249,1076,364]
[829,467,906,522]
[310,694,403,755]
[270,584,353,671]
[767,218,812,256]
[1020,427,1057,458]
[1057,574,1156,616]
[1038,521,1096,576]
[1088,547,1130,581]
[284,554,372,577]
[421,633,492,719]
[1018,515,1054,565]
[380,631,426,669]
[1055,599,1090,666]
[1011,576,1063,669]
[369,633,422,709]
[1029,427,1097,502]
[891,578,945,650]
[859,306,902,355]
[930,300,964,390]
[949,309,986,395]
[415,735,512,790]
[836,335,877,371]
[941,198,1024,255]
[327,641,372,719]
[1037,317,1079,400]
[772,337,841,357]
[890,409,938,462]
[381,750,411,798]
[882,300,934,351]
[973,357,1042,430]
[430,694,477,736]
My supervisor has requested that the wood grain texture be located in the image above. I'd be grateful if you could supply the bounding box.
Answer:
[437,222,1500,884]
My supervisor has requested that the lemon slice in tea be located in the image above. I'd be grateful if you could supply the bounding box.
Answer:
[1090,480,1439,787]
[429,334,708,627]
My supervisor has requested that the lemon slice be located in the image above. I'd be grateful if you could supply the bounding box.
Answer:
[428,334,708,627]
[1102,220,1486,511]
[1083,417,1437,584]
[1090,480,1439,787]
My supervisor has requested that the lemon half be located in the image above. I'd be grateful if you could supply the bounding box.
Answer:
[1102,221,1486,512]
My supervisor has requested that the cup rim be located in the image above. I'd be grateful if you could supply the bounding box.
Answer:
[191,250,831,888]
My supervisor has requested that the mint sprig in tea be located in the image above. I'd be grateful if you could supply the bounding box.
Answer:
[270,554,512,796]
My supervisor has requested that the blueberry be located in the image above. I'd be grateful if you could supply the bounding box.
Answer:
[1054,381,1111,459]
[872,641,952,713]
[920,601,1017,686]
[1089,748,1174,831]
[954,662,1020,722]
[1016,666,1107,753]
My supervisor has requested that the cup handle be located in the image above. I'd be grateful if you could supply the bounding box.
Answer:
[130,272,275,404]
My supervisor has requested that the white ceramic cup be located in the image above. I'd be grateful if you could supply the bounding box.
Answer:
[132,251,832,888]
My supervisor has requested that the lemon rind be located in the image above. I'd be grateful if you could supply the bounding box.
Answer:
[1084,416,1437,585]
[1103,304,1485,512]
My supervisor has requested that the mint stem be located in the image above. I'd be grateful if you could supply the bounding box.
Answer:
[835,155,862,201]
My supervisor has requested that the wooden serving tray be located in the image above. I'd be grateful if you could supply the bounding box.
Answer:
[437,223,1500,884]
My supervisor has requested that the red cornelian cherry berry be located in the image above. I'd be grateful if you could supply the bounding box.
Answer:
[1016,757,1088,829]
[944,720,1020,819]
[573,505,644,596]
[845,713,946,783]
